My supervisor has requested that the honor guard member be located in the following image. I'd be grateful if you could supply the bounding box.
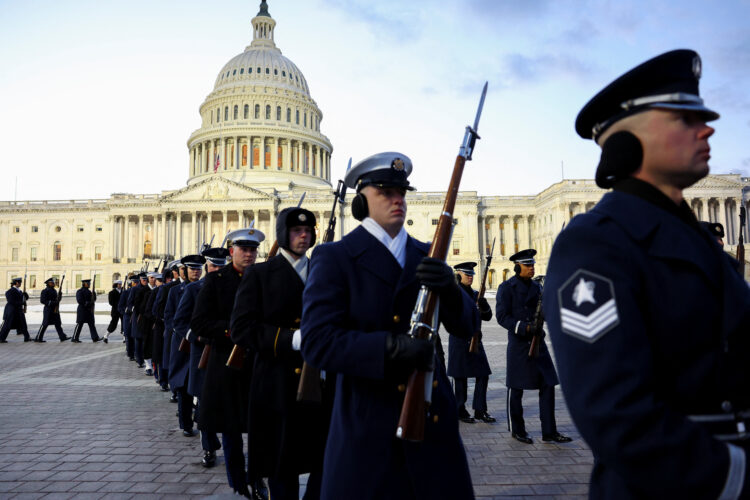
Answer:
[183,247,226,469]
[140,272,162,377]
[701,221,726,248]
[0,278,31,343]
[448,262,494,423]
[194,228,267,498]
[301,152,478,500]
[544,50,750,498]
[156,262,181,392]
[35,278,69,342]
[164,263,188,403]
[496,250,570,444]
[168,254,204,437]
[133,272,156,370]
[71,279,100,343]
[231,208,327,500]
[151,265,174,390]
[127,273,148,364]
[104,279,123,343]
[119,275,138,358]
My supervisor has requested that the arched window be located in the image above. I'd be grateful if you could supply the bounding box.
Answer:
[276,106,281,120]
[244,104,249,119]
[233,105,238,120]
[53,242,62,261]
[296,110,299,124]
[216,108,220,122]
[224,107,228,121]
[286,108,291,122]
[255,104,260,119]
[265,105,271,120]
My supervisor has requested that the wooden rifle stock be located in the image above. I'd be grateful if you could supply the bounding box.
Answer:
[198,338,211,370]
[528,298,543,358]
[178,337,190,354]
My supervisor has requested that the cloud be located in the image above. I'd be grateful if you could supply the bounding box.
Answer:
[499,52,598,85]
[324,0,424,43]
[465,0,552,19]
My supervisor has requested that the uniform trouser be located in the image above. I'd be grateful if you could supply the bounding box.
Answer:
[176,387,193,431]
[73,321,99,341]
[134,338,144,365]
[268,469,322,500]
[122,314,134,358]
[0,321,29,341]
[221,432,246,492]
[454,376,489,413]
[508,385,557,436]
[36,321,66,341]
[106,313,120,335]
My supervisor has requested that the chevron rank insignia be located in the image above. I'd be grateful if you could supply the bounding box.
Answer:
[557,269,619,343]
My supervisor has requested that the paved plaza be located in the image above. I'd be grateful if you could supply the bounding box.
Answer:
[0,297,592,499]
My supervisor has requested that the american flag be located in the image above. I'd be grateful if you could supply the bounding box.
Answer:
[214,154,220,173]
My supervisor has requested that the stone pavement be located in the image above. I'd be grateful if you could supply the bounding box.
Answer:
[0,298,592,499]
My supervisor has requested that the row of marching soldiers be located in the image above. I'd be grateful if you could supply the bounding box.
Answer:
[115,152,486,500]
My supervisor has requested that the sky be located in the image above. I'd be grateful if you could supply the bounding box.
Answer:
[1,0,749,201]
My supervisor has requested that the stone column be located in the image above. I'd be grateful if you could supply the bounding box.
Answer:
[272,137,279,170]
[176,212,183,256]
[719,198,727,232]
[222,210,228,239]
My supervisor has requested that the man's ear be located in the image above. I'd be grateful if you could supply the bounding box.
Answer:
[595,131,643,188]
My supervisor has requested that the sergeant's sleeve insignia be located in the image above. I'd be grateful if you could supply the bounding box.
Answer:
[557,269,619,343]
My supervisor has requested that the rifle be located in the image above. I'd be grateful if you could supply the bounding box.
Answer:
[296,163,351,402]
[22,267,27,313]
[737,206,746,277]
[528,276,545,358]
[54,274,65,315]
[469,237,495,353]
[227,192,306,369]
[197,337,211,369]
[179,333,191,353]
[396,82,488,442]
[90,272,97,314]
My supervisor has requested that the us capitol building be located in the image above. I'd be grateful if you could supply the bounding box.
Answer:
[1,2,748,293]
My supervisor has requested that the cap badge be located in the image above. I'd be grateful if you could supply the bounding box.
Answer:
[391,158,405,171]
[692,55,702,79]
[298,213,307,222]
[248,230,255,235]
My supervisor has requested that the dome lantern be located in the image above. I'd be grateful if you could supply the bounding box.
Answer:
[251,1,276,49]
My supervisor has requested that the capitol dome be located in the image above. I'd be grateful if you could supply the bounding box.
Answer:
[187,0,332,190]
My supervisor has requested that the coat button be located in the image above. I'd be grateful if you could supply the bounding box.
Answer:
[397,384,406,392]
[432,380,438,388]
[295,318,301,324]
[433,415,439,423]
[722,401,733,413]
[393,315,400,323]
[294,367,302,374]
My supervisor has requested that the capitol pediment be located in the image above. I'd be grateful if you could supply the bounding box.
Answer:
[162,177,275,202]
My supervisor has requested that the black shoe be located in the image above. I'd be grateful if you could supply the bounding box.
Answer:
[137,363,144,368]
[72,339,81,343]
[475,411,496,423]
[457,406,475,423]
[251,478,269,500]
[160,386,170,392]
[145,369,153,376]
[103,338,108,343]
[170,394,178,403]
[0,340,7,343]
[183,429,196,437]
[60,336,70,342]
[201,450,216,467]
[128,356,135,361]
[511,432,533,444]
[24,338,31,342]
[542,432,573,443]
[34,339,47,343]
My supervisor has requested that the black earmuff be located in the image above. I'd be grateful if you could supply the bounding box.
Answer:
[351,192,369,221]
[513,263,521,274]
[595,131,643,189]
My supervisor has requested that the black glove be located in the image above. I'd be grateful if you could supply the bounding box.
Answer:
[415,257,454,291]
[385,333,434,375]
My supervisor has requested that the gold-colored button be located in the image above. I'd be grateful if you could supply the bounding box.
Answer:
[432,380,438,388]
[393,315,400,323]
[224,329,228,333]
[397,384,406,392]
[294,367,302,374]
[433,415,439,423]
[295,318,301,324]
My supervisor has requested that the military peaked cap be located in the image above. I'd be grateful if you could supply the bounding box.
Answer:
[344,152,415,191]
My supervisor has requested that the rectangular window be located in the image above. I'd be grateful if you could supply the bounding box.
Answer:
[76,247,83,261]
[453,240,461,256]
[30,247,37,261]
[13,226,19,233]
[431,219,438,225]
[95,226,103,232]
[453,218,459,225]
[29,275,37,289]
[31,226,39,233]
[77,226,84,232]
[75,275,82,289]
[53,243,62,261]
[11,248,19,262]
[95,246,102,261]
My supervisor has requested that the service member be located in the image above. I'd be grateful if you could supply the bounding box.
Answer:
[119,275,138,357]
[301,152,478,500]
[104,279,123,343]
[448,262,494,423]
[156,262,181,392]
[35,278,69,342]
[127,273,148,364]
[232,209,326,500]
[71,279,100,343]
[496,250,570,444]
[0,278,30,343]
[544,49,750,497]
[151,264,176,390]
[194,228,266,498]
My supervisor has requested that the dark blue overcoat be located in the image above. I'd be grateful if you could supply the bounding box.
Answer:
[75,287,95,324]
[118,287,131,337]
[301,226,477,500]
[168,281,197,389]
[160,280,182,369]
[3,287,27,329]
[543,190,750,499]
[40,287,61,325]
[447,285,492,378]
[496,275,558,389]
[186,280,206,398]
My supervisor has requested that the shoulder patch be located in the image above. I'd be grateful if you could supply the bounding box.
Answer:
[557,269,619,343]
